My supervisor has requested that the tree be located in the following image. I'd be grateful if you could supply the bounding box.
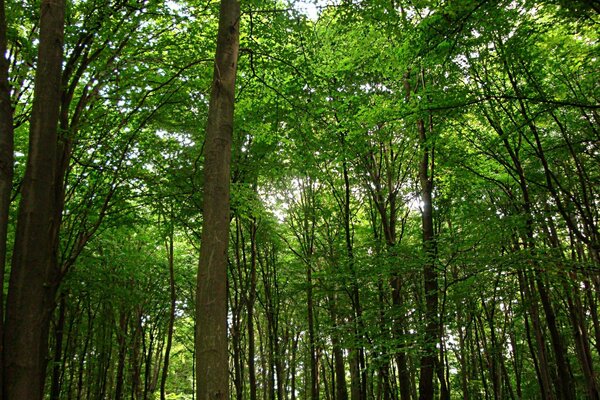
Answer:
[1,1,599,399]
[0,0,13,396]
[2,0,65,398]
[195,1,240,400]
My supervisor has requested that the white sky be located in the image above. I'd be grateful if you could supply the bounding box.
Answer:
[293,0,339,20]
[294,0,320,19]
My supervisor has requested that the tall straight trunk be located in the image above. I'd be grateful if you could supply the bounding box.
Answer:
[3,0,65,398]
[290,333,300,400]
[115,311,128,400]
[349,352,361,400]
[143,329,155,399]
[499,49,575,399]
[417,113,439,400]
[307,262,319,400]
[248,218,258,400]
[50,295,68,400]
[340,136,366,400]
[327,289,348,400]
[76,305,94,400]
[331,314,348,400]
[160,222,176,400]
[565,285,598,399]
[518,271,554,399]
[257,317,268,400]
[0,0,14,397]
[231,216,244,400]
[195,1,239,400]
[275,338,285,400]
[267,313,276,400]
[131,309,143,400]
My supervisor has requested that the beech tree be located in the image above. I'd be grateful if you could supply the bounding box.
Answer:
[195,1,240,400]
[0,0,13,396]
[0,0,598,399]
[3,0,65,398]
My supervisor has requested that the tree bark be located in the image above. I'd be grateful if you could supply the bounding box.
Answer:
[195,1,239,400]
[248,218,258,400]
[0,0,14,397]
[115,311,128,400]
[3,0,65,398]
[340,132,366,400]
[160,220,176,400]
[417,113,439,400]
[50,295,68,400]
[307,260,319,400]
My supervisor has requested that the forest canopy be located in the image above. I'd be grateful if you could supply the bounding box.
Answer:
[0,0,599,399]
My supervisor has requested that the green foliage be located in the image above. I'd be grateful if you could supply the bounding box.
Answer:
[4,0,598,398]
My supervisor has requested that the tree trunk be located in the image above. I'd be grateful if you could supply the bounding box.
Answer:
[417,113,438,400]
[340,137,366,400]
[3,0,65,398]
[115,311,129,400]
[160,221,176,400]
[332,325,348,400]
[195,1,239,400]
[50,295,68,400]
[248,218,258,400]
[307,262,319,400]
[0,0,14,397]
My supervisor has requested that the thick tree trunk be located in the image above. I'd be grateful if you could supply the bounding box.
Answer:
[0,1,14,397]
[195,1,239,400]
[3,0,65,398]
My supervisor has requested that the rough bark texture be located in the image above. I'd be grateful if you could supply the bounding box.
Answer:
[0,0,14,396]
[195,1,239,400]
[3,0,65,399]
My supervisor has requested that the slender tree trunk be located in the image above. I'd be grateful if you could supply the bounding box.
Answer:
[332,324,348,400]
[3,0,65,398]
[307,262,319,400]
[248,218,258,400]
[50,295,68,400]
[518,271,554,399]
[566,287,598,399]
[500,50,577,400]
[417,113,438,400]
[195,1,239,400]
[143,329,155,400]
[231,216,244,400]
[160,221,176,400]
[456,310,469,400]
[131,309,143,400]
[0,1,14,395]
[77,305,94,400]
[328,292,348,400]
[290,332,300,400]
[115,311,128,400]
[340,139,366,400]
[275,337,285,400]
